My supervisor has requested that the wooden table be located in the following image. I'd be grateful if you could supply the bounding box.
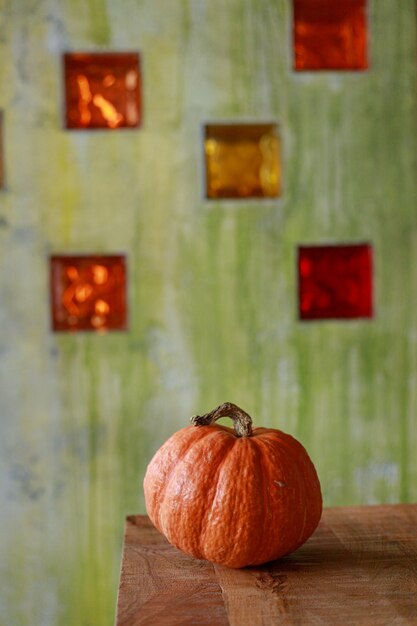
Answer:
[115,504,417,625]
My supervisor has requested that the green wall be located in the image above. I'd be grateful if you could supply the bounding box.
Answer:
[0,1,416,624]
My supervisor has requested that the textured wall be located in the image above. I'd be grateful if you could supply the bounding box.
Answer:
[0,1,416,624]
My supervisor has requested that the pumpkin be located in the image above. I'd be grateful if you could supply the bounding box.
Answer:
[143,402,322,568]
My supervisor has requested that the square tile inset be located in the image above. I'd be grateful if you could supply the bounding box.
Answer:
[50,255,127,331]
[293,0,368,71]
[298,243,373,320]
[64,52,141,129]
[204,123,281,199]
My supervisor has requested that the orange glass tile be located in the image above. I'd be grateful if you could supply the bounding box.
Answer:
[50,255,127,332]
[204,123,281,199]
[293,0,368,71]
[64,52,141,129]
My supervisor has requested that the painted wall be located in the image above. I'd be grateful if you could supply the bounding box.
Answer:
[0,1,416,624]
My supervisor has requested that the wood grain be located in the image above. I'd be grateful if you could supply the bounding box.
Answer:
[115,505,417,625]
[115,516,229,625]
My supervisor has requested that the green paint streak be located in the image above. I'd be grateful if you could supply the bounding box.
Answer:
[87,0,111,45]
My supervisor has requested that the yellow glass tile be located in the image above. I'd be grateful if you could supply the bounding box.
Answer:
[204,123,281,199]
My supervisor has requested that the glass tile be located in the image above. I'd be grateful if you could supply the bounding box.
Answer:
[64,52,141,129]
[293,0,368,71]
[204,123,281,199]
[298,243,373,320]
[50,255,127,331]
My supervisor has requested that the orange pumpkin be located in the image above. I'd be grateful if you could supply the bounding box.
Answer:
[143,402,322,568]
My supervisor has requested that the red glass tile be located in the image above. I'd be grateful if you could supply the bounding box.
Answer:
[50,255,127,331]
[293,0,368,71]
[64,52,141,129]
[204,123,281,199]
[298,244,373,320]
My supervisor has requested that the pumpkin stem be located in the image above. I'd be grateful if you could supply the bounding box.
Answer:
[190,402,253,437]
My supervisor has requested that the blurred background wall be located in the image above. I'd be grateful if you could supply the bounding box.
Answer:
[0,0,416,624]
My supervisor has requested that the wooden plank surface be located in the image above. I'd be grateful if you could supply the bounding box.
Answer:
[115,515,229,626]
[115,505,417,625]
